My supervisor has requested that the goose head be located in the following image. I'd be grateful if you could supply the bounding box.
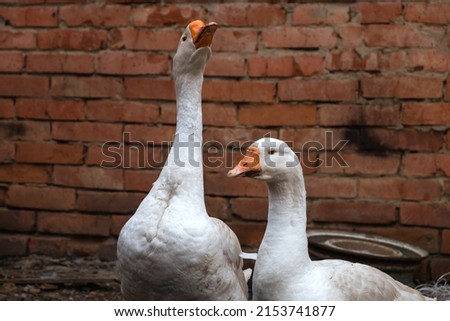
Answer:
[228,138,301,183]
[173,20,217,78]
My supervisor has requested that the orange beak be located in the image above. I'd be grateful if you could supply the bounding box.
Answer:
[189,20,218,49]
[228,146,261,178]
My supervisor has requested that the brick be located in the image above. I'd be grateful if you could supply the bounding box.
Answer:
[212,29,258,53]
[238,104,316,127]
[442,230,450,254]
[37,29,107,51]
[0,52,24,72]
[326,49,379,71]
[131,5,205,26]
[313,200,396,224]
[37,212,111,236]
[0,143,14,163]
[436,154,450,176]
[28,236,65,257]
[430,257,450,281]
[447,131,450,150]
[16,98,46,119]
[208,3,246,27]
[379,51,406,71]
[247,56,294,77]
[109,28,180,51]
[124,169,159,192]
[262,27,336,49]
[16,142,83,164]
[246,3,285,26]
[0,99,14,118]
[60,5,130,27]
[111,214,130,236]
[7,185,75,210]
[0,30,36,49]
[203,80,275,103]
[207,3,285,27]
[0,6,57,27]
[319,104,400,127]
[356,2,401,23]
[401,203,450,228]
[97,52,169,75]
[0,164,51,183]
[124,78,174,100]
[0,75,48,98]
[27,53,94,74]
[51,76,122,99]
[0,208,35,232]
[402,154,437,177]
[359,128,442,152]
[205,196,229,220]
[0,234,28,257]
[319,152,400,176]
[28,235,114,258]
[227,222,265,248]
[294,54,324,77]
[362,76,442,99]
[0,120,50,141]
[53,165,123,190]
[266,56,294,77]
[230,197,267,221]
[205,54,245,77]
[279,79,358,102]
[404,3,450,25]
[52,122,123,142]
[77,190,145,213]
[87,144,166,169]
[205,172,267,198]
[16,99,84,120]
[305,176,357,198]
[203,127,276,148]
[337,25,363,48]
[446,76,450,100]
[203,149,242,173]
[292,4,349,25]
[280,128,347,152]
[124,125,175,144]
[403,102,450,126]
[355,227,439,254]
[203,104,237,127]
[407,50,449,72]
[86,100,159,123]
[359,178,441,201]
[364,25,444,48]
[403,179,442,201]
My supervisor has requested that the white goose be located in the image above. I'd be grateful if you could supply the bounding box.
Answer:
[228,137,433,301]
[117,20,249,300]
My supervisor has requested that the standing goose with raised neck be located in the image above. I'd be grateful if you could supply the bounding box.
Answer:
[117,20,249,300]
[229,137,433,301]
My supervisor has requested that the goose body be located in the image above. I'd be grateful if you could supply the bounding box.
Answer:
[117,21,248,300]
[229,137,432,301]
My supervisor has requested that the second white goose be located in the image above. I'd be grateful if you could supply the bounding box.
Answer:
[228,137,433,301]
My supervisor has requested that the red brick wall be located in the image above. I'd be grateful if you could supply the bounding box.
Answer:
[0,1,449,280]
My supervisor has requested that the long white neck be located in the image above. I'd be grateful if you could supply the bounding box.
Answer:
[161,71,205,202]
[259,168,311,268]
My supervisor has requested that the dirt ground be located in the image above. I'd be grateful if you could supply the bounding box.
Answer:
[0,255,121,300]
[2,255,448,301]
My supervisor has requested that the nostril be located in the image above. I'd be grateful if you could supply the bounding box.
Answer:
[242,162,248,167]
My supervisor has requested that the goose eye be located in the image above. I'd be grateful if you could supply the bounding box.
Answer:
[269,149,276,155]
[182,35,187,42]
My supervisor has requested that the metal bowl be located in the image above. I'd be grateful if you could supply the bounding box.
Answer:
[307,230,429,273]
